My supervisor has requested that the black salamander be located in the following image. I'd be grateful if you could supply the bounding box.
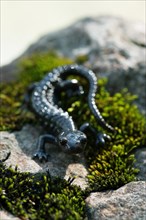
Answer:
[27,65,114,162]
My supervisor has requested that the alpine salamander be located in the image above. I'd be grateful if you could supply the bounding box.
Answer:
[27,65,114,162]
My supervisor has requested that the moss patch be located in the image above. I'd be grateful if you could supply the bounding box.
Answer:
[66,79,146,191]
[0,52,72,131]
[0,161,86,219]
[0,52,146,218]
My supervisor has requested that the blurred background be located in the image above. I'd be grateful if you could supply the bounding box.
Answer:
[1,0,145,66]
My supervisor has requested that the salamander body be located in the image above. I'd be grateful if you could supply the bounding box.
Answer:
[28,65,114,161]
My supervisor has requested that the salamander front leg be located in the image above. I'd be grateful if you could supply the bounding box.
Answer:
[95,132,111,147]
[80,122,111,147]
[33,134,56,162]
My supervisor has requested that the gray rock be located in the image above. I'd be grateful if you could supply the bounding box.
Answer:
[0,211,20,220]
[1,16,145,111]
[0,124,88,189]
[86,181,146,220]
[0,126,41,173]
[1,125,145,220]
[0,124,88,219]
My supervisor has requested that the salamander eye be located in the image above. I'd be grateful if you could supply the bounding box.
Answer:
[60,138,67,146]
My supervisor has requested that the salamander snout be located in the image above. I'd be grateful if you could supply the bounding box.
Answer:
[58,131,87,154]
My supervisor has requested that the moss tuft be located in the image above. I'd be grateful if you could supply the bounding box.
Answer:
[19,52,72,85]
[0,162,86,219]
[75,55,88,64]
[87,149,139,191]
[65,79,146,191]
[0,52,72,131]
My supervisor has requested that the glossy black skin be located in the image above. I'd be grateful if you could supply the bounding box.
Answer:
[27,65,114,162]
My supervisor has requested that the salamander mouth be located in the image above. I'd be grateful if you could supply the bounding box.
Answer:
[64,144,84,154]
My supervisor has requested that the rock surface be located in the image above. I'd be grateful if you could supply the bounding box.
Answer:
[86,181,146,220]
[1,124,146,219]
[1,16,145,111]
[0,211,20,220]
[1,124,145,189]
[0,124,88,189]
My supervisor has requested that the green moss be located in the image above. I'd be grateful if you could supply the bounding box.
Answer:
[65,79,146,191]
[75,55,88,64]
[87,149,138,191]
[19,52,72,85]
[0,52,72,131]
[0,52,146,218]
[0,162,86,219]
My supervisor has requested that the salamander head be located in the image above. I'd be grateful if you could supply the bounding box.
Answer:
[58,130,87,154]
